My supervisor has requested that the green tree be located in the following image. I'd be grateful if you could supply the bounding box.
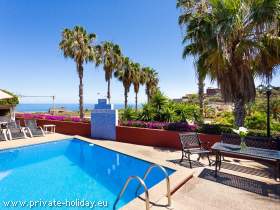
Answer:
[131,62,144,110]
[95,41,122,103]
[114,57,133,108]
[150,91,168,115]
[178,0,209,118]
[59,26,96,119]
[149,91,180,122]
[177,0,280,126]
[139,103,155,121]
[142,67,159,102]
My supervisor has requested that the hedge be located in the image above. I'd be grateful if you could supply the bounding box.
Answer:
[198,123,280,138]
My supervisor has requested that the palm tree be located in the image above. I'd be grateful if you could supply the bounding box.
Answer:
[197,71,206,117]
[142,67,159,102]
[95,42,122,103]
[177,0,280,126]
[114,57,133,108]
[131,62,143,110]
[59,26,96,119]
[184,46,207,117]
[178,0,209,118]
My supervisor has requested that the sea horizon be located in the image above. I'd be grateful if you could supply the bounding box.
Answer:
[15,103,139,113]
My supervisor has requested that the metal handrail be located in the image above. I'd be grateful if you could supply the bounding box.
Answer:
[113,176,150,210]
[135,163,171,207]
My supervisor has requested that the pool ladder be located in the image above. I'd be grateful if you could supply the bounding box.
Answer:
[113,163,171,210]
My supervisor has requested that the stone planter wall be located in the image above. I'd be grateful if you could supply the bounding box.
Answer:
[16,117,91,137]
[116,126,221,150]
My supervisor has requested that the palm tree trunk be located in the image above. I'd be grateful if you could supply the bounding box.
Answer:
[146,87,150,103]
[107,79,111,103]
[77,63,84,119]
[124,88,128,109]
[198,75,205,117]
[234,98,245,127]
[135,92,138,111]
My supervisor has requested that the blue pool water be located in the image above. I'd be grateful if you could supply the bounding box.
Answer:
[0,139,174,209]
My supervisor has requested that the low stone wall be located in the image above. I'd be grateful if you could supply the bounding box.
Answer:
[116,126,221,150]
[16,118,91,137]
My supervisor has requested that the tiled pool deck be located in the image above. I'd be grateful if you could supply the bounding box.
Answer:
[0,134,279,210]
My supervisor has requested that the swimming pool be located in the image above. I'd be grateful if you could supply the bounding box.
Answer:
[0,139,174,209]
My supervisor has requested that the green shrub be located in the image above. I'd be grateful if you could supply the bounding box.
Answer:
[271,120,280,132]
[197,124,233,135]
[271,99,280,121]
[214,111,234,126]
[173,103,202,123]
[245,112,266,130]
[204,105,216,118]
[247,129,280,138]
[139,104,155,121]
[121,107,137,121]
[196,123,280,137]
[133,92,204,123]
[159,106,176,122]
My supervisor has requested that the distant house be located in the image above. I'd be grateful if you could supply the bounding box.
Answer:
[206,88,221,96]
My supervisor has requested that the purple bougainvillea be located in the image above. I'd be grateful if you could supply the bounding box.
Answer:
[121,120,197,132]
[15,113,89,123]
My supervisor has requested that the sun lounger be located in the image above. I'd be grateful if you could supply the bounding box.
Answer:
[7,121,27,140]
[0,127,8,141]
[24,119,45,137]
[0,117,9,141]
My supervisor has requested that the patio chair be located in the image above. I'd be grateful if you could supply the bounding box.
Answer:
[24,119,45,137]
[179,133,211,168]
[7,121,27,140]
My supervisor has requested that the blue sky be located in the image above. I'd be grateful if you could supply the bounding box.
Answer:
[0,0,279,104]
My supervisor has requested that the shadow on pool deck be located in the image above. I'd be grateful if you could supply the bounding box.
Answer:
[169,158,206,168]
[168,156,274,178]
[198,168,280,199]
[219,161,274,179]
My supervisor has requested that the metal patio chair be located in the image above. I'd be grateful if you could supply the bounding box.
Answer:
[179,133,211,168]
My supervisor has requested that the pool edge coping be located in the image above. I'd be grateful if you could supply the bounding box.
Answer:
[0,134,194,210]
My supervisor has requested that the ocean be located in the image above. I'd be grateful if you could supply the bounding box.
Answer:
[16,103,127,113]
